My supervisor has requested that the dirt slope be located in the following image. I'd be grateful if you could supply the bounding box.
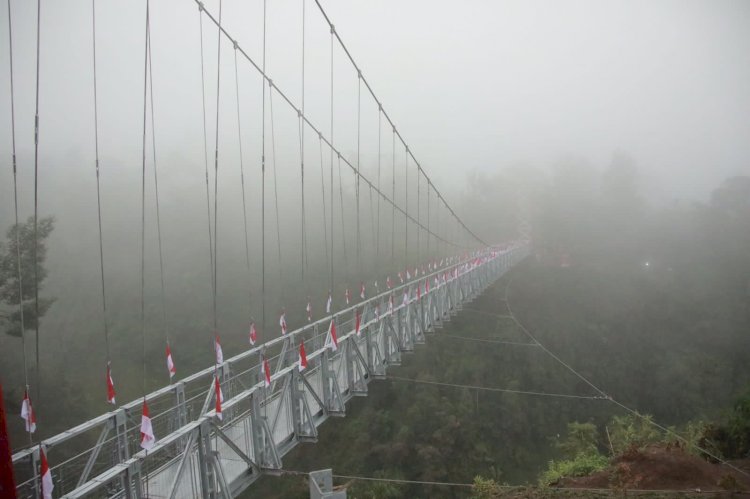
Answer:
[555,444,750,494]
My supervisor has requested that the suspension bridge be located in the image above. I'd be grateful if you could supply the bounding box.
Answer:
[3,0,533,497]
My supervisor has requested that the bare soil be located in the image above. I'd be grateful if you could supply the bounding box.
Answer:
[554,443,750,495]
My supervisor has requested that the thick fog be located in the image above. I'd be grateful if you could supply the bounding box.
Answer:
[1,0,749,438]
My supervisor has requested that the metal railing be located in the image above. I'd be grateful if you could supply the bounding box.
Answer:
[12,242,529,499]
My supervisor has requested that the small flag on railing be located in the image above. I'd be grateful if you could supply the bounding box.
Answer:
[166,343,176,379]
[403,290,409,305]
[298,341,308,372]
[360,282,365,300]
[306,299,312,322]
[21,389,36,434]
[345,288,351,305]
[388,295,394,314]
[374,280,379,291]
[417,284,421,300]
[326,291,332,314]
[263,357,272,388]
[249,323,257,346]
[106,363,116,405]
[280,312,287,335]
[386,276,392,289]
[214,375,223,421]
[355,309,362,336]
[325,320,338,352]
[374,304,380,320]
[140,399,156,450]
[215,335,224,365]
[40,446,53,499]
[398,272,404,284]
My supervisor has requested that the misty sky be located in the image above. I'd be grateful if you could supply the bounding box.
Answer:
[1,0,749,219]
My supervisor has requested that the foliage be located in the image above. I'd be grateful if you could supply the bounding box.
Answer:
[555,421,599,458]
[704,388,750,459]
[0,216,56,336]
[607,414,662,455]
[472,476,505,498]
[538,453,609,486]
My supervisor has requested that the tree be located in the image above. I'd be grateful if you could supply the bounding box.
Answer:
[0,216,55,337]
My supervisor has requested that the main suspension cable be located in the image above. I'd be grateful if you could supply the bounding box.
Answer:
[192,0,470,251]
[310,0,488,248]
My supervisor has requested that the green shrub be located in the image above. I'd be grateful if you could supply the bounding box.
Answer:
[539,453,609,486]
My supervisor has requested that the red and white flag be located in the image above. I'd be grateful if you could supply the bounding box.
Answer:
[345,288,351,305]
[355,309,362,336]
[434,276,439,288]
[249,323,257,346]
[374,280,379,291]
[40,447,53,499]
[360,282,365,300]
[214,375,223,421]
[388,295,394,314]
[140,399,156,450]
[306,299,312,322]
[21,389,36,434]
[215,335,224,364]
[374,304,380,320]
[298,341,308,372]
[417,284,421,300]
[279,312,287,335]
[326,291,332,314]
[398,272,404,284]
[406,269,411,280]
[325,320,338,352]
[425,279,430,294]
[106,363,116,405]
[166,343,176,378]
[403,290,409,305]
[263,357,272,387]
[386,276,392,289]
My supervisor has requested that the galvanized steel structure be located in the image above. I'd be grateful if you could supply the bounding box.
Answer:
[11,243,528,498]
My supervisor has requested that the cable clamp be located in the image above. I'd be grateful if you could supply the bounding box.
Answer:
[197,1,204,12]
[297,109,302,118]
[358,69,362,79]
[330,24,335,34]
[233,40,238,50]
[378,102,382,111]
[268,78,273,89]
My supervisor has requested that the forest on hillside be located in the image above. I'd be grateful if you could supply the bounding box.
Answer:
[2,157,749,496]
